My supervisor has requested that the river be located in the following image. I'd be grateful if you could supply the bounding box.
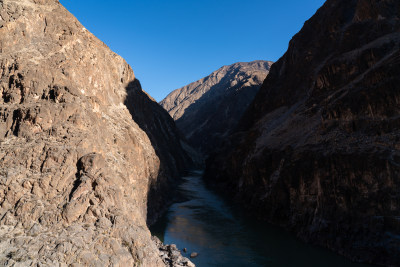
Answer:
[150,171,370,267]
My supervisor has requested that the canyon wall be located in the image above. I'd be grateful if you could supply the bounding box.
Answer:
[205,0,400,265]
[0,0,190,265]
[124,79,193,224]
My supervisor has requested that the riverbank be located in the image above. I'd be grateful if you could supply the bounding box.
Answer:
[152,236,195,267]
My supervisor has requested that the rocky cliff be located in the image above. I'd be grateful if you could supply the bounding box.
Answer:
[160,61,272,155]
[205,0,400,265]
[0,0,191,265]
[124,79,193,225]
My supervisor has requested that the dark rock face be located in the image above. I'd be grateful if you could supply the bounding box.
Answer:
[160,61,272,156]
[124,79,193,225]
[205,0,400,265]
[0,0,190,265]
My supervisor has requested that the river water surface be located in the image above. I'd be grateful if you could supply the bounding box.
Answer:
[150,171,370,267]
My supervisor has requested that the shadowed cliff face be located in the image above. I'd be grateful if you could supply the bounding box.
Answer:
[160,61,272,156]
[205,0,400,265]
[124,79,193,225]
[0,0,189,265]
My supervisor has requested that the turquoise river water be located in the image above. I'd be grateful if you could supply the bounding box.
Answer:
[150,171,370,267]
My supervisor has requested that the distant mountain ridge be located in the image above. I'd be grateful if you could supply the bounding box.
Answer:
[160,60,273,155]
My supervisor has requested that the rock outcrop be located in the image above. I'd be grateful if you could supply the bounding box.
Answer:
[0,0,190,265]
[205,0,400,265]
[160,61,272,155]
[152,237,195,267]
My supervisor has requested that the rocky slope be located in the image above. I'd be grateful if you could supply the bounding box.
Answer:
[160,61,272,155]
[0,0,191,266]
[205,0,400,265]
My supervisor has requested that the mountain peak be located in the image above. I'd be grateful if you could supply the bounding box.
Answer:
[160,60,273,155]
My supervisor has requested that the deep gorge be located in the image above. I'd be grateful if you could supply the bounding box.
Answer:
[0,0,399,266]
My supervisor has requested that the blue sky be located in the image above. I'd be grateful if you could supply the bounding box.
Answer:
[59,0,325,101]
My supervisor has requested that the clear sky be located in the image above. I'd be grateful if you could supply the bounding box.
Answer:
[59,0,325,101]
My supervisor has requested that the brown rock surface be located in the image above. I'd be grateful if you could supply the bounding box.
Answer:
[152,236,195,267]
[205,0,400,265]
[160,61,272,155]
[0,0,190,265]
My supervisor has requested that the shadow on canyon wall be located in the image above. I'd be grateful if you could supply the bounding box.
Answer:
[123,79,194,225]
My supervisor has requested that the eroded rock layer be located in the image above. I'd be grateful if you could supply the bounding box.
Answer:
[205,0,400,265]
[0,0,189,265]
[160,61,272,155]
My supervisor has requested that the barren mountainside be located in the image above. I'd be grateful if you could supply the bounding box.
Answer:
[205,0,400,265]
[160,61,272,155]
[0,0,191,265]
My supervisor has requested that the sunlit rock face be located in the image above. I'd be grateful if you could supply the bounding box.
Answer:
[160,61,272,156]
[205,0,400,265]
[0,0,189,265]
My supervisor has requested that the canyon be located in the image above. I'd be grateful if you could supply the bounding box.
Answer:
[0,0,399,266]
